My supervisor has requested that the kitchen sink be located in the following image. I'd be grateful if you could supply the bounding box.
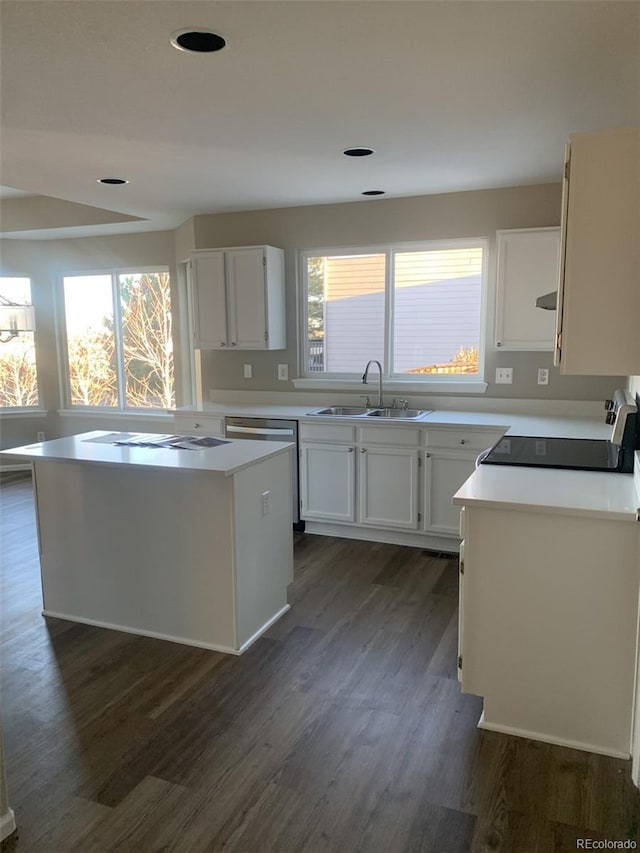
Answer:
[365,408,430,419]
[308,406,372,416]
[308,406,431,419]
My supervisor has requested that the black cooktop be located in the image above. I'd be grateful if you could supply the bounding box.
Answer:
[481,436,621,471]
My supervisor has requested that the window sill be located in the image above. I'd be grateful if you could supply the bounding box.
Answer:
[0,408,48,418]
[291,378,488,395]
[57,409,174,419]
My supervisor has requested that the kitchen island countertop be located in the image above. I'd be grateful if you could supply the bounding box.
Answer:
[4,430,293,476]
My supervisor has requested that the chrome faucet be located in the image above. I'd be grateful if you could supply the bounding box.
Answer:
[362,360,384,407]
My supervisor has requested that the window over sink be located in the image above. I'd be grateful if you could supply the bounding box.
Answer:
[299,239,487,388]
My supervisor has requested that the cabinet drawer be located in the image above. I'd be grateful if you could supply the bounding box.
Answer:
[357,425,421,446]
[299,423,355,443]
[425,429,503,452]
[174,415,224,436]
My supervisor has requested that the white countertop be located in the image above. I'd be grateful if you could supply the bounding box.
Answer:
[2,431,293,476]
[175,403,611,440]
[453,464,639,522]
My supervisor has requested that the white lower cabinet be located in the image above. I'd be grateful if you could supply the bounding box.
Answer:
[358,446,419,530]
[300,442,356,522]
[300,423,501,544]
[423,450,477,535]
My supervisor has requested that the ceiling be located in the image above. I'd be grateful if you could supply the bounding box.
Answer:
[1,0,638,239]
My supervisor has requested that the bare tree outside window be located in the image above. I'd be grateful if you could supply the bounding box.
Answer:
[62,270,174,409]
[120,272,174,409]
[0,278,39,407]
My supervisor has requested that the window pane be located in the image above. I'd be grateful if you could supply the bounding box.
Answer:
[119,271,175,409]
[306,254,385,373]
[392,248,482,375]
[63,275,118,406]
[0,277,39,407]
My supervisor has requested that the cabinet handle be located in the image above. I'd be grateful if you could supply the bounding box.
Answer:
[360,448,366,453]
[231,342,237,346]
[460,439,466,445]
[347,447,354,453]
[426,452,431,458]
[220,342,226,347]
[194,423,201,428]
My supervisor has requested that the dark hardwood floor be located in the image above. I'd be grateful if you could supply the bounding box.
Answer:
[1,476,638,852]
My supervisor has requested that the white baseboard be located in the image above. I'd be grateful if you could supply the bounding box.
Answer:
[303,521,459,553]
[41,607,291,655]
[477,710,630,760]
[0,807,16,842]
[237,604,291,653]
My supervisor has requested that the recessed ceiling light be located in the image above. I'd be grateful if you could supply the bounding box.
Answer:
[343,147,375,157]
[170,29,227,53]
[362,190,385,196]
[98,177,128,185]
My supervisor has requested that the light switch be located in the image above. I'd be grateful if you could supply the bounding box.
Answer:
[495,367,513,384]
[243,364,252,379]
[278,364,289,381]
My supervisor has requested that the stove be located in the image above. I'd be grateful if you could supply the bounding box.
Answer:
[480,389,639,473]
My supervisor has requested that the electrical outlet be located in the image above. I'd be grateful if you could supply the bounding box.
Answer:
[277,364,289,381]
[495,367,513,384]
[537,368,549,385]
[243,364,253,379]
[36,431,45,442]
[261,490,270,516]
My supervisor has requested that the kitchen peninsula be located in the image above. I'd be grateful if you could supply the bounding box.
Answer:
[3,431,294,654]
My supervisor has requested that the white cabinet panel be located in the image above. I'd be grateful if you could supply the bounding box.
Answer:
[423,450,476,536]
[556,128,640,375]
[459,506,638,756]
[358,446,419,530]
[191,251,227,348]
[191,246,286,350]
[226,248,269,348]
[494,228,559,350]
[300,442,355,522]
[174,414,224,436]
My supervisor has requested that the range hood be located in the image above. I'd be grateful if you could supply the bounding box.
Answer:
[535,290,557,311]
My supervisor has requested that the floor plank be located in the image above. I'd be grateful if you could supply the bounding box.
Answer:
[1,477,638,852]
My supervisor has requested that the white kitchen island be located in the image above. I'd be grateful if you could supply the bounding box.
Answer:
[4,431,294,654]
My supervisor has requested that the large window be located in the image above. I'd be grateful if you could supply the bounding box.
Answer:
[302,240,485,380]
[61,270,175,410]
[0,277,39,408]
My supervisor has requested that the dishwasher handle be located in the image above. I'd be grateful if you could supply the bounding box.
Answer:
[226,425,296,437]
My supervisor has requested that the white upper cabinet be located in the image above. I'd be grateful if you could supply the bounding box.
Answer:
[555,128,640,375]
[494,227,560,351]
[191,246,286,350]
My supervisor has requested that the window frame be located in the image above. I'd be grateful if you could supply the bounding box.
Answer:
[0,276,42,412]
[297,238,489,390]
[56,266,176,413]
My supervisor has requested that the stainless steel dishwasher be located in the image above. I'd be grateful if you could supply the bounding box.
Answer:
[224,416,302,528]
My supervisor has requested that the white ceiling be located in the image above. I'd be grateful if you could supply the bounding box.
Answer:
[1,0,638,238]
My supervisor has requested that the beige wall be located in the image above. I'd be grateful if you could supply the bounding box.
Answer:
[1,184,627,455]
[192,184,623,401]
[0,231,177,450]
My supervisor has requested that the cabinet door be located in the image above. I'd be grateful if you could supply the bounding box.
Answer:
[358,446,419,530]
[300,442,355,522]
[191,252,228,348]
[557,128,640,375]
[226,248,268,349]
[494,228,559,350]
[423,450,475,536]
